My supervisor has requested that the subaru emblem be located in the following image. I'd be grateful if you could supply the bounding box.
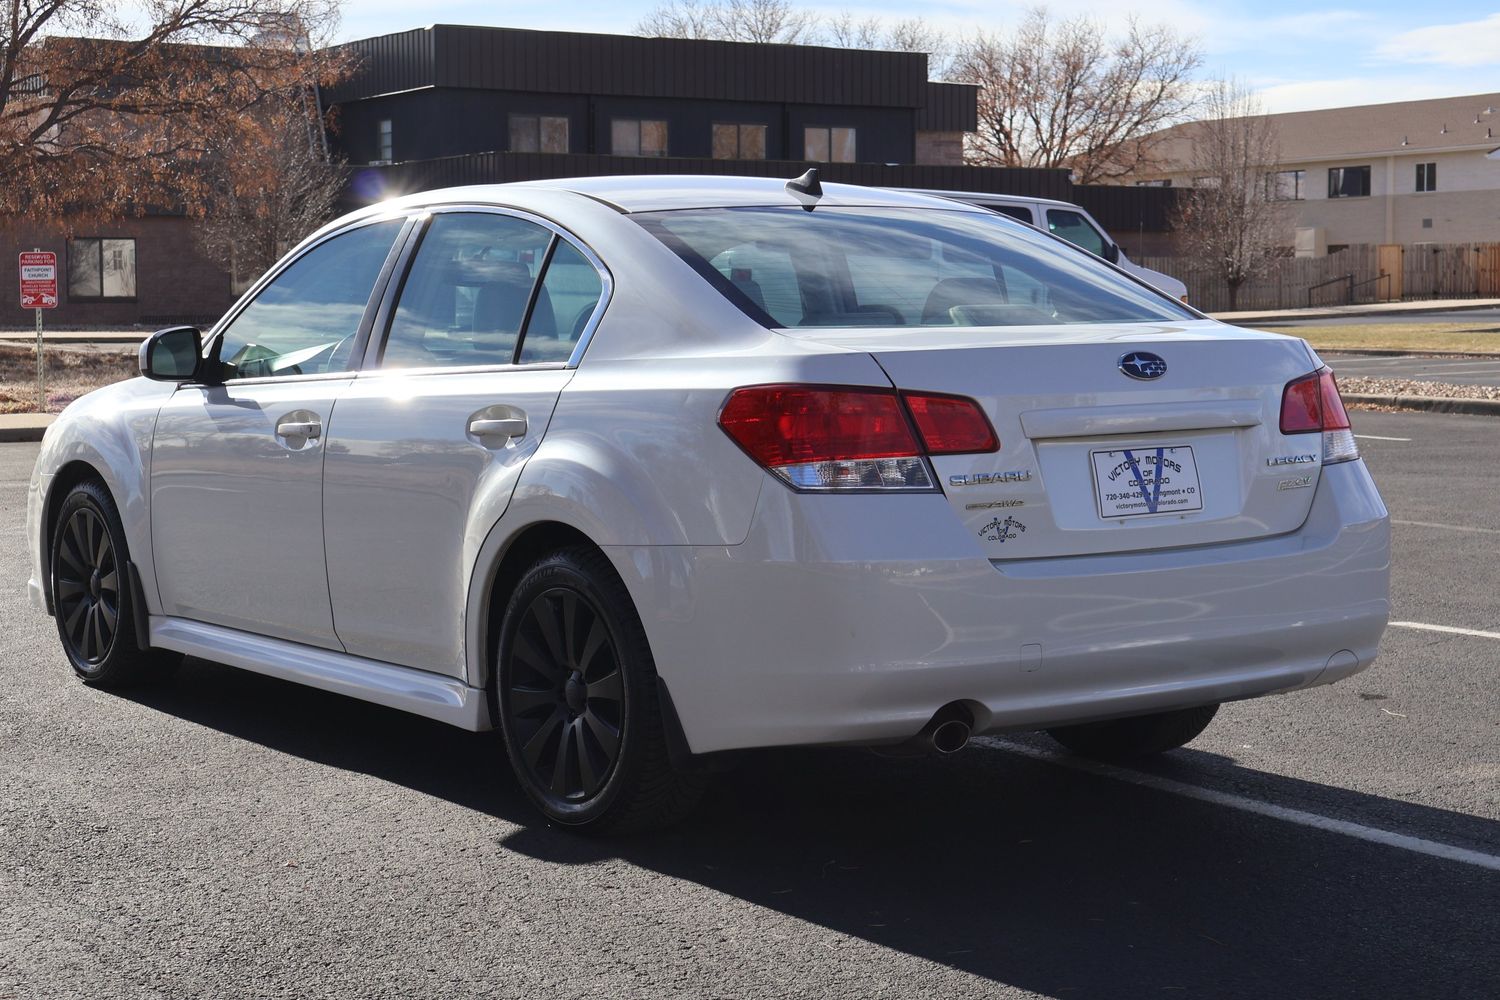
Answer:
[1119,352,1167,380]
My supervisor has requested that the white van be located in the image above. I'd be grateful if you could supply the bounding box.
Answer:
[899,188,1189,302]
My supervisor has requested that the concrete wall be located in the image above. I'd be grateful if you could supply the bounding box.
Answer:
[915,130,964,166]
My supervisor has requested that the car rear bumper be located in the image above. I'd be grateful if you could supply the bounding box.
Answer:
[608,459,1390,755]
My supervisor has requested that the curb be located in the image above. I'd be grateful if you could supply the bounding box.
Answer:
[0,416,54,443]
[1220,301,1500,324]
[1343,393,1500,416]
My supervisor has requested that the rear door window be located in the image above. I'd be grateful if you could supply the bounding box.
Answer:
[380,213,552,369]
[517,240,605,363]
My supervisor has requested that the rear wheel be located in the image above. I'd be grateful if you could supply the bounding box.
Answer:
[494,546,703,834]
[1045,704,1219,761]
[50,480,179,687]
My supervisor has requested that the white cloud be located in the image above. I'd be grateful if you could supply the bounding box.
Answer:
[1252,72,1495,115]
[1377,13,1500,68]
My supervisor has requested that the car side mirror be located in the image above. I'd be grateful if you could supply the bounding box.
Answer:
[138,326,203,382]
[1103,242,1121,265]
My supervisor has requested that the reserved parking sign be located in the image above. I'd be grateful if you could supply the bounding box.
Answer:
[19,251,58,309]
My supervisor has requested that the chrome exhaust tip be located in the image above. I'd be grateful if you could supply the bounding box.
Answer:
[930,719,972,755]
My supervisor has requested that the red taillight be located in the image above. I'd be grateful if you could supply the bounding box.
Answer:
[718,386,919,467]
[719,384,998,491]
[1280,367,1351,433]
[903,392,1000,455]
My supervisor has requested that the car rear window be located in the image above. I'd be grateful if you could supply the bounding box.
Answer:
[634,206,1192,328]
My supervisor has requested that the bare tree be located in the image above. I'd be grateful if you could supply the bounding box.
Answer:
[0,0,342,221]
[1172,80,1287,311]
[952,7,1200,183]
[824,10,882,49]
[640,3,950,67]
[638,0,819,43]
[195,93,347,292]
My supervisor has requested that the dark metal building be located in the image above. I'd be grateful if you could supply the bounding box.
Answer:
[326,26,979,168]
[325,25,1178,252]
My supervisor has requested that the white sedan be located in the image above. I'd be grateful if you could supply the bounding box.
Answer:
[26,174,1390,833]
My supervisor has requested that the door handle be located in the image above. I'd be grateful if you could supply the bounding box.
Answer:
[468,416,527,440]
[276,418,322,439]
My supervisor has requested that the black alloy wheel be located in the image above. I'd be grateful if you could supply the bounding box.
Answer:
[50,480,179,686]
[495,546,704,833]
[505,586,626,801]
[55,504,121,665]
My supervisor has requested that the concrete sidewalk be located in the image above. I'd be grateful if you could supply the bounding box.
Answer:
[1214,298,1500,325]
[0,329,146,347]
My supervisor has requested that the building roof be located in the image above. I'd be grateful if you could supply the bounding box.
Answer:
[1143,91,1500,171]
[328,24,943,110]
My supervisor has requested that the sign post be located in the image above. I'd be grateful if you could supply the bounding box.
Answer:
[19,250,57,411]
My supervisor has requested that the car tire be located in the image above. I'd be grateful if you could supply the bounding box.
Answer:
[1045,704,1220,761]
[50,480,180,687]
[494,546,704,834]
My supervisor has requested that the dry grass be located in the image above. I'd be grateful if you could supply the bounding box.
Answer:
[1260,322,1500,354]
[0,344,136,414]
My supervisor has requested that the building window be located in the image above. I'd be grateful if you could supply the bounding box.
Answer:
[1190,175,1222,188]
[1266,169,1305,200]
[1328,165,1371,198]
[611,119,668,157]
[509,114,569,154]
[67,238,137,300]
[804,126,856,163]
[376,119,392,162]
[1134,179,1171,187]
[1416,162,1437,192]
[712,123,767,160]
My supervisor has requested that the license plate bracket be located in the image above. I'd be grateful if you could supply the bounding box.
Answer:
[1091,445,1203,519]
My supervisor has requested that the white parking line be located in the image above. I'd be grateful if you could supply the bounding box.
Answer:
[1392,519,1500,534]
[1354,434,1411,441]
[990,739,1500,872]
[1389,621,1500,640]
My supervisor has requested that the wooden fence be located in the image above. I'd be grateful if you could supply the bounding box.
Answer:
[1136,243,1500,313]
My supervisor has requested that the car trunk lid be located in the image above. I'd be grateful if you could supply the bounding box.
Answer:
[781,322,1326,559]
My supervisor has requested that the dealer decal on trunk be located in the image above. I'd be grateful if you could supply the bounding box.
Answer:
[979,515,1027,543]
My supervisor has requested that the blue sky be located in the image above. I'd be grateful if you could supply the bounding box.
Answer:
[335,1,1500,113]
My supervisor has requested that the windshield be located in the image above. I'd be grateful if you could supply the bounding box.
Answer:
[634,206,1193,329]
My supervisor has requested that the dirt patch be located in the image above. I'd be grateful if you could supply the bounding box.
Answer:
[0,344,137,414]
[1337,375,1500,401]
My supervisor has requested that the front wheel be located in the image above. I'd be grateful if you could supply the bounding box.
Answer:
[494,546,703,834]
[50,480,179,687]
[1045,704,1219,761]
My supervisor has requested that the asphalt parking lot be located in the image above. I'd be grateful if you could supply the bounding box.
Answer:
[1326,353,1500,387]
[2,411,1497,999]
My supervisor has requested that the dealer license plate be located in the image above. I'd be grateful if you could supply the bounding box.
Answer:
[1091,445,1204,519]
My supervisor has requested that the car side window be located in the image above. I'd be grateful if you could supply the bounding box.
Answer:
[381,213,553,369]
[986,204,1034,225]
[517,240,604,363]
[213,220,403,380]
[1045,209,1108,258]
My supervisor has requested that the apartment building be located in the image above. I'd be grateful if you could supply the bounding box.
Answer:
[1126,92,1500,253]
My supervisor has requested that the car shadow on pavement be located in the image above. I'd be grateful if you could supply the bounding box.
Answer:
[120,657,1500,1000]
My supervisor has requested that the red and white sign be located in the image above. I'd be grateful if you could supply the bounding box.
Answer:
[19,251,57,309]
